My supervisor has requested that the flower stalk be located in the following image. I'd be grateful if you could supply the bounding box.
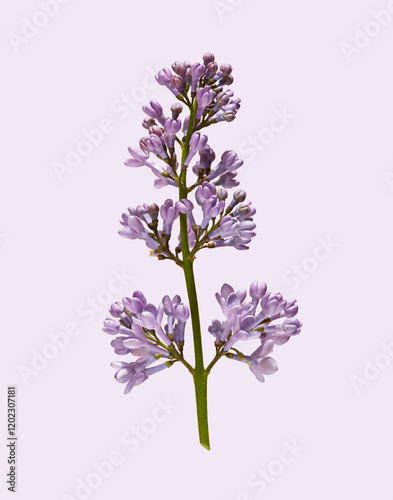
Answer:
[179,97,210,449]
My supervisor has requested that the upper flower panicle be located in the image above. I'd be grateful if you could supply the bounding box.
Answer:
[124,53,242,190]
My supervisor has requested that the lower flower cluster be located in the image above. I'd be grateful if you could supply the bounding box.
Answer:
[209,281,302,382]
[103,291,190,393]
[103,281,301,394]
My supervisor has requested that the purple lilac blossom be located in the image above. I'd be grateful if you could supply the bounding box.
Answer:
[231,340,278,382]
[103,291,190,393]
[142,100,166,126]
[192,146,216,176]
[160,199,180,235]
[164,118,182,150]
[183,133,208,167]
[128,54,243,190]
[190,63,206,94]
[124,146,177,188]
[140,134,168,160]
[208,281,301,382]
[111,358,169,394]
[118,201,180,256]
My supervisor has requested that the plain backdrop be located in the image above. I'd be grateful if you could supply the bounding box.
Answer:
[1,1,393,499]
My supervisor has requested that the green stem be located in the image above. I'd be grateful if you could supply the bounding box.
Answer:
[205,349,225,374]
[152,335,195,373]
[193,370,209,449]
[179,99,211,450]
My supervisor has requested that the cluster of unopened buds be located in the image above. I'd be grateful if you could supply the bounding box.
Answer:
[103,53,302,450]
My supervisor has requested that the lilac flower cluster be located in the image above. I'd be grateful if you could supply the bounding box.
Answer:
[118,53,254,261]
[117,182,256,257]
[124,53,242,190]
[103,291,190,393]
[209,282,302,382]
[157,53,240,117]
[194,149,244,188]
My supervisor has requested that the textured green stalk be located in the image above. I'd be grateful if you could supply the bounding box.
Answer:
[179,99,210,450]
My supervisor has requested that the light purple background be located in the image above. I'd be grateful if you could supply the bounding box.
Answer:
[2,1,393,499]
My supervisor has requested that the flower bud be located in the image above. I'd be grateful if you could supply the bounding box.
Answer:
[205,62,218,80]
[174,303,190,322]
[164,118,181,135]
[143,100,163,118]
[222,75,234,86]
[172,61,187,76]
[220,64,233,76]
[217,188,228,200]
[203,52,215,65]
[149,125,163,137]
[109,302,124,317]
[249,281,267,300]
[171,102,183,119]
[233,189,246,202]
[216,91,230,107]
[148,203,159,221]
[156,68,172,85]
[171,75,184,91]
[237,203,251,215]
[142,117,156,129]
[139,138,149,153]
[223,111,236,122]
[103,318,120,335]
